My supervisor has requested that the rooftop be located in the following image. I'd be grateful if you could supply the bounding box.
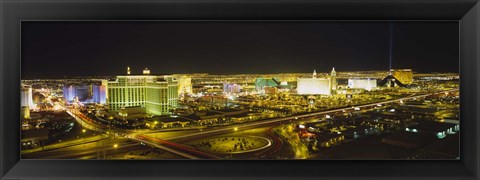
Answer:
[382,131,436,147]
[408,121,457,133]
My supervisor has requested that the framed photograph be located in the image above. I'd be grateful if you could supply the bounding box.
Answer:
[1,0,479,179]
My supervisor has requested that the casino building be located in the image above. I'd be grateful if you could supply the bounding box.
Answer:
[63,83,107,104]
[347,78,377,91]
[107,67,178,116]
[390,69,413,85]
[255,78,281,92]
[177,76,192,95]
[296,68,337,95]
[21,85,34,108]
[297,77,331,95]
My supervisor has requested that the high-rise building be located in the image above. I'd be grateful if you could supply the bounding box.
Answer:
[297,70,331,95]
[390,69,413,85]
[297,78,331,95]
[21,106,30,119]
[21,85,34,108]
[63,86,74,102]
[177,76,192,95]
[223,83,242,93]
[63,85,89,102]
[330,67,337,91]
[107,68,178,116]
[92,83,107,104]
[348,78,377,91]
[63,81,107,104]
[87,84,94,99]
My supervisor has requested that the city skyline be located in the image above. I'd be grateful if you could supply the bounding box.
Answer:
[21,21,458,78]
[20,70,460,160]
[20,21,460,160]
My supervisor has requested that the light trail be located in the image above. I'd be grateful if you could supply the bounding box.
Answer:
[164,89,458,141]
[65,89,458,160]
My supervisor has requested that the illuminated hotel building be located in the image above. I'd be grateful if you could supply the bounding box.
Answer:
[347,78,377,91]
[107,68,178,116]
[21,85,34,108]
[21,106,30,119]
[177,76,192,95]
[64,84,107,103]
[63,86,89,102]
[92,81,108,104]
[297,70,331,95]
[223,83,242,93]
[390,69,413,84]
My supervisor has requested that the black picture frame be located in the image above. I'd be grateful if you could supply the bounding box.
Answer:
[1,0,479,179]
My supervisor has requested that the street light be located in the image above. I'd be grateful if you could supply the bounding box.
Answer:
[113,144,118,152]
[82,129,86,148]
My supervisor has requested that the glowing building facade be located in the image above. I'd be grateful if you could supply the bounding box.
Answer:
[223,83,242,93]
[297,78,331,95]
[92,81,108,104]
[21,85,34,108]
[390,69,413,85]
[63,84,106,103]
[21,106,30,119]
[255,78,280,92]
[347,78,377,91]
[63,86,89,102]
[297,70,331,95]
[107,68,178,116]
[177,76,192,95]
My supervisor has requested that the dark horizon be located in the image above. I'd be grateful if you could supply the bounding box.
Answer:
[20,69,460,80]
[21,21,459,79]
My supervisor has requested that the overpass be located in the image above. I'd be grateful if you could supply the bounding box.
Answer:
[162,89,458,142]
[69,89,458,159]
[131,134,221,159]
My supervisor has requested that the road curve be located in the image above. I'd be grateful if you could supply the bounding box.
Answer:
[164,89,458,142]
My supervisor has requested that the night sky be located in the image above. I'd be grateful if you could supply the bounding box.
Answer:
[21,21,459,78]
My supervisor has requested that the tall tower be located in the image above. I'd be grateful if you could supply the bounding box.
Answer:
[127,66,131,75]
[388,22,394,75]
[312,69,317,79]
[330,67,337,91]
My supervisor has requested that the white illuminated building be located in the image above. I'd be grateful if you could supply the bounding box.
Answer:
[21,85,34,108]
[297,70,331,95]
[347,78,377,91]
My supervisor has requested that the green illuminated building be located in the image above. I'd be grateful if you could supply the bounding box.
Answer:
[107,68,178,116]
[255,78,280,91]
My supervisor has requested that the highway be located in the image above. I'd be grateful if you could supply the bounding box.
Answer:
[132,134,221,159]
[143,89,458,158]
[157,89,458,143]
[34,89,457,160]
[22,140,140,159]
